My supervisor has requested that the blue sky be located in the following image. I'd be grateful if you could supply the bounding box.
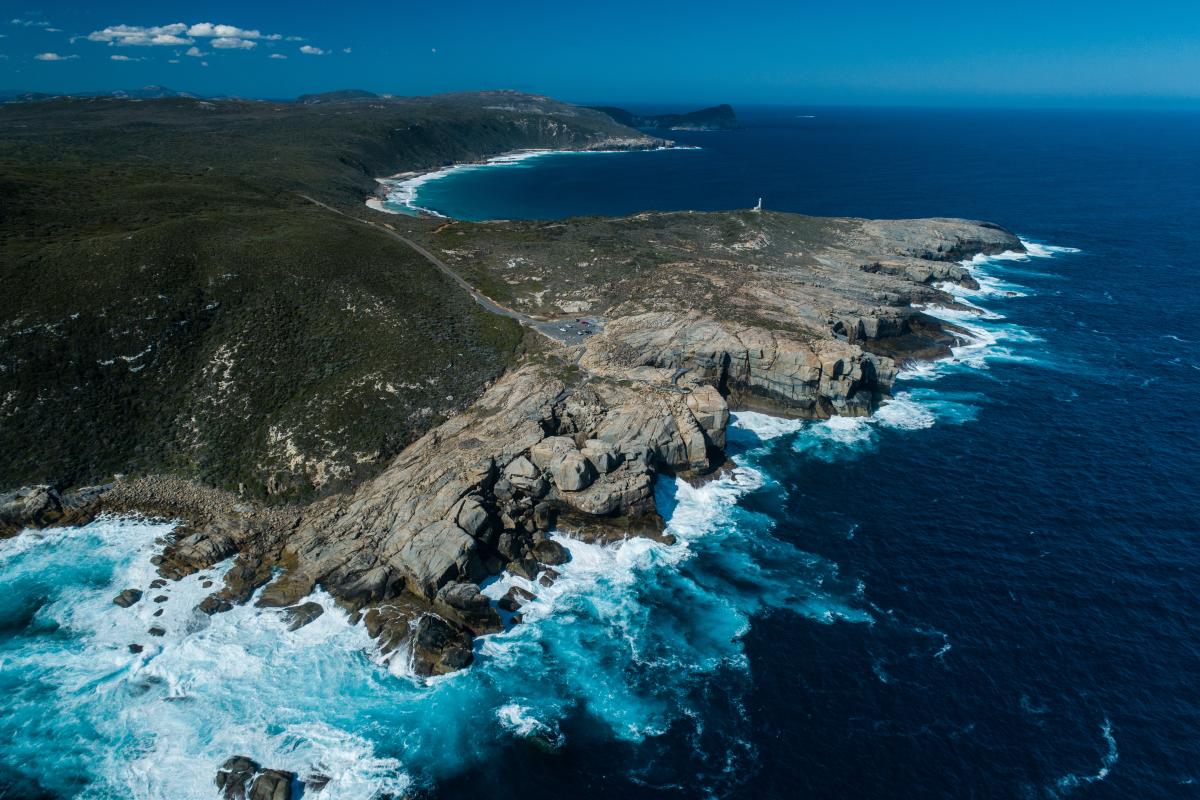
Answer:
[1,1,1197,107]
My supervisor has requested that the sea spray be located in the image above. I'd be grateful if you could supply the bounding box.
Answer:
[0,431,873,797]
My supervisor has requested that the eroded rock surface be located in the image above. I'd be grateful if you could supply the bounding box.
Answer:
[3,213,1022,678]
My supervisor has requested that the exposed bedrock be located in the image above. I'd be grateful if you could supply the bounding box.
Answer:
[3,315,896,675]
[580,311,893,418]
[2,215,1021,677]
[855,218,1023,263]
[0,484,107,538]
[144,301,898,673]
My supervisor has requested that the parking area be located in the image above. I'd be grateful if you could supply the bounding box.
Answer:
[535,316,605,344]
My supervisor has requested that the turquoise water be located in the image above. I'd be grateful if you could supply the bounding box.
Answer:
[0,424,879,798]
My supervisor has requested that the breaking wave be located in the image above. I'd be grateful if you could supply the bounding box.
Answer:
[901,238,1076,378]
[0,421,872,797]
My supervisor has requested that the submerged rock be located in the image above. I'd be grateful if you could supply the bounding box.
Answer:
[113,589,143,608]
[215,757,294,800]
[280,601,324,631]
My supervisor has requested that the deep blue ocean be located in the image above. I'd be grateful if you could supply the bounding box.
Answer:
[3,107,1199,799]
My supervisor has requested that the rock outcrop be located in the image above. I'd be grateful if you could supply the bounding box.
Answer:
[581,311,892,418]
[0,484,106,537]
[215,757,295,800]
[0,212,1023,679]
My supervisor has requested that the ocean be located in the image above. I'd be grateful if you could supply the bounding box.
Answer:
[3,107,1199,799]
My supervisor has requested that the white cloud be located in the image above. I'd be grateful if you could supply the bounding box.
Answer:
[110,54,140,61]
[200,60,208,67]
[299,44,325,55]
[45,27,62,33]
[88,23,191,47]
[342,47,352,54]
[34,52,77,61]
[12,18,51,28]
[168,58,180,64]
[187,23,279,40]
[86,21,287,50]
[285,35,304,42]
[185,46,205,57]
[211,36,255,49]
[269,53,286,60]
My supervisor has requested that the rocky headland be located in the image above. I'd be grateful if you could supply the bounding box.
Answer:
[589,103,739,131]
[0,87,1025,681]
[2,187,1022,677]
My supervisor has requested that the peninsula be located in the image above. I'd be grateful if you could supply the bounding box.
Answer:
[0,90,1020,677]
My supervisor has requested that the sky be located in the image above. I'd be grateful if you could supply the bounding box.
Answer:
[0,0,1198,108]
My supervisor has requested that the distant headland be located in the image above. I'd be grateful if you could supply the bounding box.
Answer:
[588,103,738,131]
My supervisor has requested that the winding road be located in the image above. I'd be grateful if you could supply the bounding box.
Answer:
[299,194,603,344]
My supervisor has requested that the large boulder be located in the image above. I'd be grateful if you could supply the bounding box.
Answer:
[280,601,324,631]
[215,756,260,800]
[249,769,294,800]
[502,456,547,495]
[532,539,569,566]
[531,437,596,492]
[455,495,492,539]
[550,452,596,492]
[396,520,481,597]
[113,588,143,608]
[580,439,621,473]
[435,581,502,634]
[498,585,536,612]
[410,614,474,676]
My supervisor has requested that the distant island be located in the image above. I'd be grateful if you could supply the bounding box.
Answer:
[589,103,738,130]
[1,88,1020,692]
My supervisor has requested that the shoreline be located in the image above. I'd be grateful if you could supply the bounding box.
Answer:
[3,238,1058,538]
[2,219,1060,686]
[367,142,702,218]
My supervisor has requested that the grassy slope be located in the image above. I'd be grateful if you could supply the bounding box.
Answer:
[0,93,641,500]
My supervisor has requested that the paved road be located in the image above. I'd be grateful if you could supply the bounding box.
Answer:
[299,194,604,344]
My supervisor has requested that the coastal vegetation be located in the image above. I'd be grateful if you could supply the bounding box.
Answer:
[0,91,646,500]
